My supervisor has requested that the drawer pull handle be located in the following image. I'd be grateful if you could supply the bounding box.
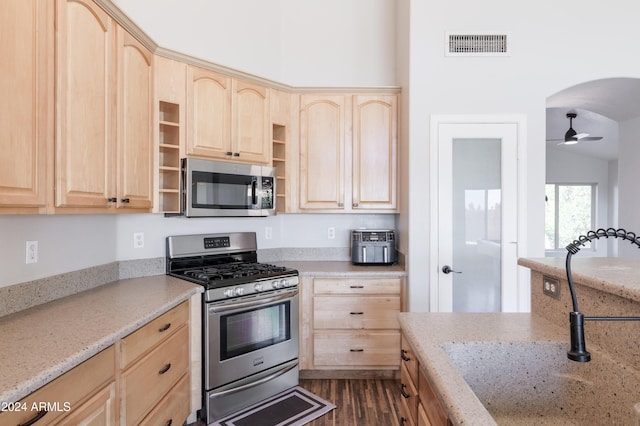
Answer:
[400,417,408,425]
[165,420,173,426]
[18,409,48,426]
[400,383,410,399]
[349,285,364,289]
[158,323,171,332]
[401,349,411,362]
[350,348,364,352]
[158,363,172,374]
[350,312,364,315]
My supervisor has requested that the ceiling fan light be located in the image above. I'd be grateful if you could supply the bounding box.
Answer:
[564,127,578,143]
[564,139,578,145]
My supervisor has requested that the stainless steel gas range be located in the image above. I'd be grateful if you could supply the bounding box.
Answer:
[166,232,299,424]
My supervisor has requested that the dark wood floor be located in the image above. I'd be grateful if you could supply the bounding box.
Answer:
[299,378,402,426]
[189,379,402,426]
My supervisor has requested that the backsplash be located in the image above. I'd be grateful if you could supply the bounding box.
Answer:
[0,247,354,317]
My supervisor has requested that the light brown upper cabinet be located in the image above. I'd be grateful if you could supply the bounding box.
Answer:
[187,66,270,164]
[55,0,153,212]
[299,94,398,213]
[0,0,53,212]
[352,95,398,211]
[55,0,116,209]
[299,95,349,211]
[116,27,154,210]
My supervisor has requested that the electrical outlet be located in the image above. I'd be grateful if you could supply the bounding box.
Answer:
[133,232,144,249]
[542,275,560,299]
[26,241,38,264]
[327,227,336,240]
[265,227,273,240]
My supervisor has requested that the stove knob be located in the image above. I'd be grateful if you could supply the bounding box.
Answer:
[272,280,281,289]
[235,287,245,296]
[254,283,263,292]
[224,288,235,298]
[282,279,290,287]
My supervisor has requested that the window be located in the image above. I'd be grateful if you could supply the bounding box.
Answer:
[545,184,596,250]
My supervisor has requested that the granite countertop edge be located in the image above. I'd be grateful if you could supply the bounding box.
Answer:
[518,257,640,303]
[398,312,567,426]
[0,275,203,405]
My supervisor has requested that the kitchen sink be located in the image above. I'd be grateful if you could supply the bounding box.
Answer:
[442,341,640,425]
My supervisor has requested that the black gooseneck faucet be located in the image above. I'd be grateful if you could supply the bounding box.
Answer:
[565,228,640,362]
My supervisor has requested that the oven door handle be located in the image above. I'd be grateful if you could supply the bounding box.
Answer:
[207,290,298,313]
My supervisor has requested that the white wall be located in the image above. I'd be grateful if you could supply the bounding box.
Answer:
[112,0,397,86]
[0,213,394,288]
[618,116,640,258]
[399,0,640,311]
[0,215,117,287]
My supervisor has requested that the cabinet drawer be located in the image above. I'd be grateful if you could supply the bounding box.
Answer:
[400,362,419,425]
[314,331,400,367]
[401,334,419,385]
[121,324,189,425]
[139,372,190,426]
[314,296,400,329]
[314,278,401,295]
[121,301,188,368]
[0,346,115,425]
[399,395,417,426]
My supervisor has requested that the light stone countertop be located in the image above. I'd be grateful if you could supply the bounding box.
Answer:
[518,257,640,303]
[0,275,202,405]
[273,260,406,277]
[398,313,567,426]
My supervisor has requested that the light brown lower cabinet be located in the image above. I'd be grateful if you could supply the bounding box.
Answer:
[0,301,191,426]
[301,277,402,371]
[400,333,451,426]
[0,346,116,425]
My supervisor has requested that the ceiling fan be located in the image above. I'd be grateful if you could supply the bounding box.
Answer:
[549,112,603,145]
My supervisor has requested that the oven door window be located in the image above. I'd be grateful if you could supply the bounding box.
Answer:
[220,301,291,360]
[192,171,258,209]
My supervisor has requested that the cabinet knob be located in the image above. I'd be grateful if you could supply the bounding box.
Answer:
[107,197,117,203]
[121,198,130,204]
[226,152,233,156]
[353,202,359,208]
[233,152,240,157]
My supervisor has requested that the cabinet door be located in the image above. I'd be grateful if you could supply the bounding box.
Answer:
[233,79,270,164]
[55,0,116,208]
[116,27,153,210]
[352,95,398,211]
[0,0,51,210]
[59,382,117,426]
[299,95,349,210]
[186,66,232,159]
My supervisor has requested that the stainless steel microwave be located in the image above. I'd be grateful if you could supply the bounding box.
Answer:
[181,158,275,217]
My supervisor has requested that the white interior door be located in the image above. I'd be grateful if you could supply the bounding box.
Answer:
[431,118,520,312]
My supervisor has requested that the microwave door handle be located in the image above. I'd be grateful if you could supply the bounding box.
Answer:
[251,180,258,205]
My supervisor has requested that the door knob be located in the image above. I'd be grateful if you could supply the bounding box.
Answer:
[442,265,461,274]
